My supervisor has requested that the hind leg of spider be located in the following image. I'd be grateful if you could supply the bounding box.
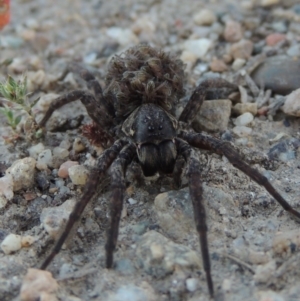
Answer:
[176,138,214,298]
[179,130,300,220]
[105,144,136,268]
[40,139,128,270]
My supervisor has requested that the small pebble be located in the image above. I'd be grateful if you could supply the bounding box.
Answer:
[40,198,76,239]
[21,235,36,247]
[128,198,138,205]
[20,268,58,301]
[52,147,69,168]
[0,174,14,200]
[222,278,232,293]
[1,234,22,254]
[251,56,300,95]
[58,161,79,178]
[259,0,280,7]
[106,27,138,46]
[136,231,202,278]
[36,149,53,171]
[232,126,252,137]
[232,103,258,116]
[232,58,246,70]
[265,33,286,46]
[68,165,89,185]
[282,88,300,116]
[234,112,254,126]
[6,157,36,191]
[28,143,45,159]
[182,38,212,59]
[186,278,200,292]
[73,138,86,153]
[224,20,243,42]
[230,39,253,60]
[210,58,228,72]
[192,99,232,132]
[193,9,216,26]
[0,195,7,209]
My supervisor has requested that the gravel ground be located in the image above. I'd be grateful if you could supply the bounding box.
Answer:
[1,0,300,301]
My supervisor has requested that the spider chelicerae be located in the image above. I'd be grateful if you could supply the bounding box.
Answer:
[38,44,300,298]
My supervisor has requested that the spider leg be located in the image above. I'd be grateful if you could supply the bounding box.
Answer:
[179,130,300,220]
[39,66,114,129]
[40,139,128,270]
[105,143,136,268]
[179,78,237,124]
[70,63,114,117]
[176,138,214,297]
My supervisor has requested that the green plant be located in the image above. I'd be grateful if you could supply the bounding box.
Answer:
[0,75,40,134]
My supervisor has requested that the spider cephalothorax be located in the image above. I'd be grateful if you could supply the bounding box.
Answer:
[38,44,300,298]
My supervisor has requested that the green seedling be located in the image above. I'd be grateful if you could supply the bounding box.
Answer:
[0,75,41,138]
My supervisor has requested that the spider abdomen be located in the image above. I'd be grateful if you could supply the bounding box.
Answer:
[105,44,186,119]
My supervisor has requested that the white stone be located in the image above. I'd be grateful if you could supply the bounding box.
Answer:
[282,88,300,117]
[232,126,252,137]
[6,157,36,191]
[234,112,254,126]
[182,38,212,59]
[52,147,70,168]
[36,149,53,170]
[232,58,246,70]
[193,9,216,26]
[28,143,45,159]
[68,165,89,185]
[106,27,139,46]
[186,278,200,292]
[0,174,14,201]
[260,0,279,7]
[127,198,138,205]
[53,147,69,160]
[1,234,22,254]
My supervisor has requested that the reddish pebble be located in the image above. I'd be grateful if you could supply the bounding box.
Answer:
[230,39,253,60]
[58,161,79,178]
[210,58,228,72]
[266,33,286,47]
[257,106,268,116]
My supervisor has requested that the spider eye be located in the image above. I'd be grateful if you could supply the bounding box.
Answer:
[159,125,163,130]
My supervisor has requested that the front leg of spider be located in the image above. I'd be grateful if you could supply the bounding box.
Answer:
[176,138,214,298]
[40,139,128,270]
[105,144,136,268]
[179,130,300,220]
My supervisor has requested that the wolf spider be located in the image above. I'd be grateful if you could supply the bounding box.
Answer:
[39,45,300,298]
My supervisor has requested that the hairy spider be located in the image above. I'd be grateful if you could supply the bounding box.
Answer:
[39,44,300,298]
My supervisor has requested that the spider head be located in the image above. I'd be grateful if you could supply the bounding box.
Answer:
[122,103,178,176]
[122,103,177,144]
